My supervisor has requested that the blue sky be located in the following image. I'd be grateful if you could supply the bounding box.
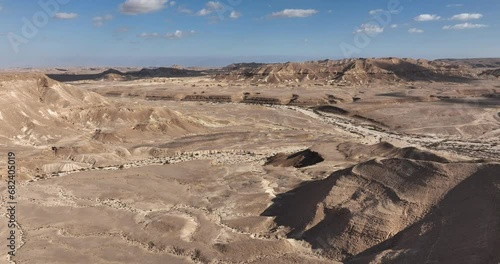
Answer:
[0,0,499,67]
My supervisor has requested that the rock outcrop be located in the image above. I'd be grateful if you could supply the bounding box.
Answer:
[216,58,478,85]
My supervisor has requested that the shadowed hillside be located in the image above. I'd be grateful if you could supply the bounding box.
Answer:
[262,144,499,262]
[215,58,478,85]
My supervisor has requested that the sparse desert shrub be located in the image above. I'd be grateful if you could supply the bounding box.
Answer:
[191,249,208,263]
[147,241,155,250]
[171,246,185,255]
[213,243,228,253]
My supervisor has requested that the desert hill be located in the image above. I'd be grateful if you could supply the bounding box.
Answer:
[0,72,205,172]
[215,58,478,85]
[262,143,499,262]
[350,163,499,263]
[0,73,108,144]
[46,67,209,82]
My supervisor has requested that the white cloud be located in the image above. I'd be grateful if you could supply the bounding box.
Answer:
[120,0,170,15]
[196,1,224,16]
[167,30,184,39]
[354,24,384,35]
[270,9,318,18]
[443,23,488,30]
[414,14,441,21]
[0,5,3,11]
[390,24,398,28]
[139,30,195,39]
[408,28,424,33]
[369,9,384,15]
[450,13,483,21]
[169,1,176,6]
[166,30,195,39]
[53,12,78,20]
[369,8,399,15]
[197,8,211,16]
[93,15,113,27]
[230,11,241,19]
[178,7,193,14]
[195,1,242,20]
[116,27,130,33]
[446,4,464,7]
[139,32,160,38]
[206,1,223,10]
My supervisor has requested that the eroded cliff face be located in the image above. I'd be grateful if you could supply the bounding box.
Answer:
[216,58,478,85]
[480,68,500,78]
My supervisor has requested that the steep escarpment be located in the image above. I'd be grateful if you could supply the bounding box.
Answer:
[216,58,478,85]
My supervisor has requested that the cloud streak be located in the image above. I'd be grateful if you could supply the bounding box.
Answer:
[120,0,170,15]
[53,12,78,20]
[354,24,384,35]
[139,30,195,39]
[196,1,223,16]
[414,14,441,21]
[270,9,318,18]
[443,23,488,30]
[408,28,424,34]
[450,13,483,21]
[93,15,113,27]
[230,11,241,19]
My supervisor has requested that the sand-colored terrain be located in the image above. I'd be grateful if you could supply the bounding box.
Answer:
[0,58,498,263]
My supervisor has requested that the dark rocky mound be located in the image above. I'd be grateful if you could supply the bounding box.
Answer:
[133,67,205,78]
[265,149,325,168]
[101,68,124,75]
[47,67,208,82]
[222,62,266,71]
[314,105,349,115]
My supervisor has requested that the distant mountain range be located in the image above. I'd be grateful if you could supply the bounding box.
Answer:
[42,57,500,85]
[216,58,481,85]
